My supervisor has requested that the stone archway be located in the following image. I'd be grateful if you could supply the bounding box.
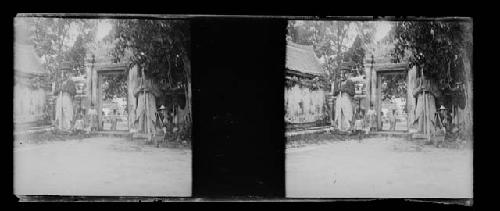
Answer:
[365,60,417,132]
[89,63,131,131]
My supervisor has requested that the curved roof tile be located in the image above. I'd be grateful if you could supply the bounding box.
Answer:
[286,42,324,76]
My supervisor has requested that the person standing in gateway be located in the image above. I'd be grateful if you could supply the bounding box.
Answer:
[110,109,118,130]
[389,109,397,131]
[366,103,377,132]
[87,104,98,132]
[334,72,355,131]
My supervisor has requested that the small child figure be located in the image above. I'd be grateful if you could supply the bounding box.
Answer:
[73,112,85,135]
[380,111,384,130]
[83,109,92,135]
[354,110,365,142]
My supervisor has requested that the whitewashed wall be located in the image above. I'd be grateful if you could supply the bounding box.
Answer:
[285,85,327,124]
[54,92,74,130]
[14,83,46,124]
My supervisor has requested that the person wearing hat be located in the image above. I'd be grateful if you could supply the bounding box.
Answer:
[159,105,167,111]
[437,105,450,131]
[157,105,168,135]
[158,105,167,121]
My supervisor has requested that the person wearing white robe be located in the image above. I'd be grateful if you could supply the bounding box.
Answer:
[54,90,73,131]
[133,78,160,136]
[366,104,377,132]
[412,78,440,135]
[334,74,355,131]
[335,91,353,131]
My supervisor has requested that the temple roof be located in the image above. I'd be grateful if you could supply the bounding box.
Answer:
[286,42,324,76]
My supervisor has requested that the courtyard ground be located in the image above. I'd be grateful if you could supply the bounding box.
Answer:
[14,135,191,197]
[286,136,472,198]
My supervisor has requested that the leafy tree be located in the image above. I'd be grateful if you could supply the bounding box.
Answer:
[381,74,407,100]
[28,18,96,87]
[18,17,96,124]
[109,19,191,123]
[392,19,473,139]
[64,34,88,76]
[102,73,128,100]
[366,24,400,62]
[287,21,376,81]
[343,35,366,76]
[362,23,408,100]
[344,21,376,75]
[392,20,471,91]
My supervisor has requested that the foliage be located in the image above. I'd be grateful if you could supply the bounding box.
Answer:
[287,21,376,81]
[285,75,328,91]
[26,75,51,90]
[109,19,192,124]
[332,79,355,97]
[365,22,399,62]
[381,74,407,100]
[22,18,96,123]
[392,20,472,92]
[360,22,408,100]
[102,73,128,100]
[392,20,473,140]
[29,18,96,83]
[64,35,88,76]
[110,19,190,84]
[53,79,77,96]
[288,21,346,78]
[343,35,366,76]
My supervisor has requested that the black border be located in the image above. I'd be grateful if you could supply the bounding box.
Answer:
[4,14,482,207]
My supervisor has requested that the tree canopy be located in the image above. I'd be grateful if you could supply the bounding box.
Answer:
[102,73,128,100]
[23,17,97,98]
[29,18,96,82]
[391,19,473,139]
[392,20,472,91]
[343,35,366,76]
[381,74,407,101]
[109,19,190,88]
[108,19,192,123]
[287,21,376,80]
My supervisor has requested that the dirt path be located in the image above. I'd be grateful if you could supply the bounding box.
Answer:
[286,137,472,198]
[14,137,191,196]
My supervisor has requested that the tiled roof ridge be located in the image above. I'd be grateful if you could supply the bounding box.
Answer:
[287,41,315,52]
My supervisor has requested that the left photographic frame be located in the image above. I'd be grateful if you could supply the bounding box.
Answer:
[13,14,192,197]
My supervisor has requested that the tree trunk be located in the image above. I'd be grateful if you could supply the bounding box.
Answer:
[182,54,192,124]
[458,48,473,141]
[128,66,139,131]
[407,66,417,129]
[336,23,342,80]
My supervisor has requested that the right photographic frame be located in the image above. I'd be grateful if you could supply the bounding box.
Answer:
[285,18,473,198]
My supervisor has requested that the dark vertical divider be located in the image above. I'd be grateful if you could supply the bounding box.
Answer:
[191,18,287,197]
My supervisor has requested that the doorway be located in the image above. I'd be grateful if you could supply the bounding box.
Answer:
[375,69,409,132]
[94,64,129,131]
